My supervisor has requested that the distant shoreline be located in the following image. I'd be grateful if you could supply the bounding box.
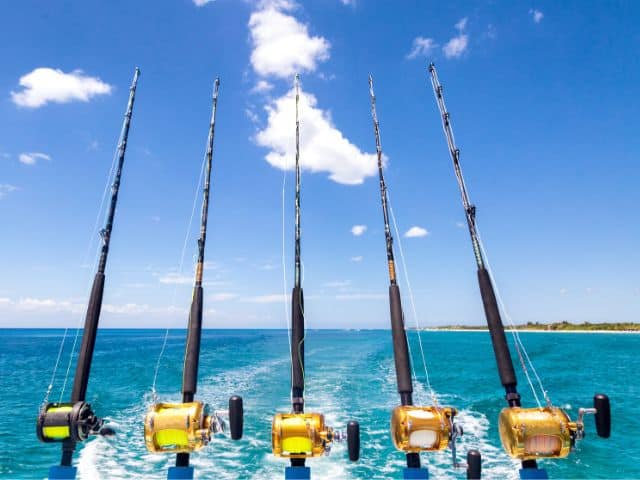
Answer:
[415,321,640,333]
[418,328,640,334]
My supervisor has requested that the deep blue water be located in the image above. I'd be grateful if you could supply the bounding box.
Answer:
[0,329,635,479]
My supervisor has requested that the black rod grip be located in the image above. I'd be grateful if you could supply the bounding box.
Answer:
[477,268,517,389]
[71,272,105,402]
[594,393,611,438]
[291,286,305,409]
[229,395,243,440]
[389,285,413,401]
[466,449,481,479]
[182,286,203,400]
[347,421,360,461]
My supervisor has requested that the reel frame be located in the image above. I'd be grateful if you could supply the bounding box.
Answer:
[272,412,360,461]
[36,401,110,443]
[499,394,611,461]
[144,396,243,454]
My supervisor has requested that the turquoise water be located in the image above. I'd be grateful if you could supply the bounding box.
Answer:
[0,329,635,479]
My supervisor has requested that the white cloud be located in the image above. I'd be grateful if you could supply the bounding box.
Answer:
[255,87,377,184]
[193,0,215,5]
[0,184,18,199]
[350,255,363,262]
[529,9,544,23]
[340,0,355,5]
[443,18,469,58]
[407,37,437,59]
[245,107,260,124]
[248,1,330,78]
[455,17,468,31]
[210,293,238,302]
[244,294,289,304]
[559,288,569,296]
[404,226,429,238]
[335,293,385,300]
[11,68,112,108]
[19,152,50,166]
[158,273,192,285]
[323,280,351,288]
[455,221,465,228]
[351,224,367,236]
[251,80,274,94]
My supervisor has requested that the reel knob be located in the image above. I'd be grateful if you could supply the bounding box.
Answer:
[229,395,243,440]
[347,421,360,462]
[466,449,481,480]
[594,394,610,438]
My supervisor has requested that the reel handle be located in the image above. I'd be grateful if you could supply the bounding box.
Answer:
[98,426,116,436]
[466,449,482,479]
[229,395,243,440]
[347,421,360,461]
[594,394,610,438]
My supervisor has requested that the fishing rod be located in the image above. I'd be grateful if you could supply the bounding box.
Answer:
[36,67,140,480]
[144,78,243,480]
[368,75,481,480]
[428,63,610,479]
[271,74,360,480]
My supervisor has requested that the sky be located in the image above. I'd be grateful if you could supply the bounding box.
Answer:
[0,0,638,328]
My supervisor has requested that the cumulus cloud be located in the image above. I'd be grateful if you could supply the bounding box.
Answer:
[351,225,367,236]
[407,37,437,59]
[193,0,215,5]
[0,184,18,199]
[404,226,429,238]
[350,255,363,262]
[19,152,50,166]
[158,273,192,285]
[255,87,377,184]
[443,17,469,58]
[210,293,238,302]
[249,1,330,78]
[251,80,274,94]
[244,294,289,303]
[529,9,544,23]
[11,68,112,108]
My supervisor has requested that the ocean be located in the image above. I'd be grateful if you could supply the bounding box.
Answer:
[0,329,636,479]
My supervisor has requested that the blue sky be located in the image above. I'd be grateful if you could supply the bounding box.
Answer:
[0,0,638,328]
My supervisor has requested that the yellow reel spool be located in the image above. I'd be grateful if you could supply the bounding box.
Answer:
[144,402,212,453]
[272,413,333,458]
[391,406,455,452]
[499,407,577,460]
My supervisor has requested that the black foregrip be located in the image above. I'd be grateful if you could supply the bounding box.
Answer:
[71,273,105,402]
[389,285,413,401]
[182,286,203,400]
[477,268,517,389]
[291,286,305,402]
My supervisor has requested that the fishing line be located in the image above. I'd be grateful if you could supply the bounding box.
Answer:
[55,139,122,402]
[151,143,208,401]
[387,193,438,406]
[475,228,549,407]
[281,157,293,403]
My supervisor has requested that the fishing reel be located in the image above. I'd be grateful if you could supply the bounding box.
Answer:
[391,405,482,478]
[36,402,114,443]
[272,413,360,461]
[499,394,610,460]
[144,396,243,453]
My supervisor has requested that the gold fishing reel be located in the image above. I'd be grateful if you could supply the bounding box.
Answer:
[391,405,457,452]
[499,394,611,460]
[36,402,114,443]
[391,405,482,478]
[144,396,243,453]
[272,413,360,461]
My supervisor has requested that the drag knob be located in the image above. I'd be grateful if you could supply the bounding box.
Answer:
[347,420,360,461]
[594,394,610,438]
[466,449,481,479]
[229,395,243,440]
